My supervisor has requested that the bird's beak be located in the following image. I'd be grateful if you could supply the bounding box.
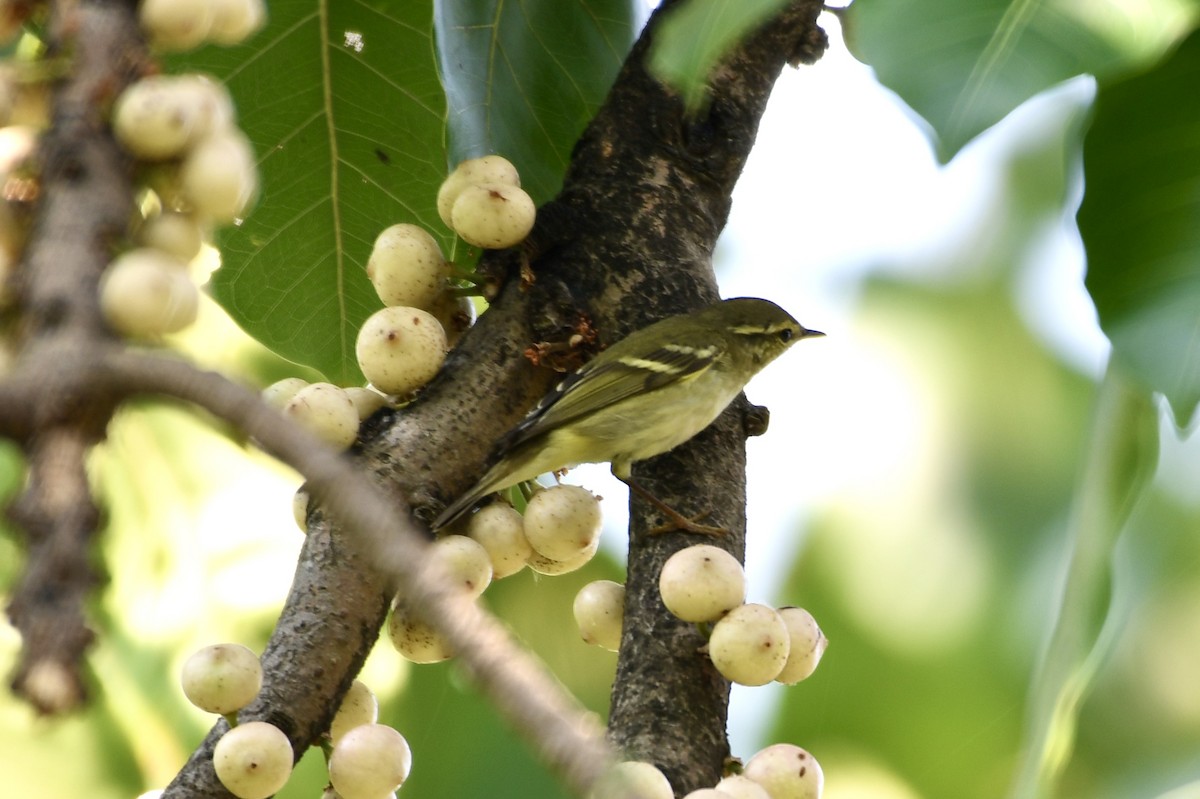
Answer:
[800,327,826,339]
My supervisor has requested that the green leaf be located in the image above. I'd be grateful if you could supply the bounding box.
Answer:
[433,0,635,206]
[170,0,449,384]
[842,0,1196,162]
[1009,366,1159,798]
[168,0,634,381]
[647,0,790,111]
[1079,30,1200,425]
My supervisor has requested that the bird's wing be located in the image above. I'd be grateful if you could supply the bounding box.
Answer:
[496,340,724,451]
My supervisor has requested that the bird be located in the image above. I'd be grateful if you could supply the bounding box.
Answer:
[432,296,823,532]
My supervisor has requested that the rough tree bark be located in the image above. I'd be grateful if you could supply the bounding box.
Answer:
[3,0,143,713]
[161,3,825,796]
[2,0,827,795]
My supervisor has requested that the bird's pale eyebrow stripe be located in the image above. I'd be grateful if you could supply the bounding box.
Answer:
[730,322,792,335]
[617,356,687,373]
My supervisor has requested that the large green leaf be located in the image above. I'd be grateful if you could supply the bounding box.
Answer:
[433,0,635,207]
[647,0,791,111]
[842,0,1196,162]
[171,1,634,381]
[171,0,449,384]
[1079,30,1200,425]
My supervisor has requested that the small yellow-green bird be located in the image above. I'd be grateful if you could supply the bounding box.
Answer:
[432,297,823,531]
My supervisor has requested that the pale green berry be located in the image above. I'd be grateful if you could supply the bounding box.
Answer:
[523,485,602,562]
[743,744,824,799]
[387,599,452,663]
[292,487,309,532]
[573,580,624,651]
[172,74,237,140]
[262,378,310,411]
[683,790,733,799]
[344,386,388,420]
[180,129,259,222]
[212,721,293,799]
[366,223,449,310]
[588,761,673,799]
[526,535,600,576]
[707,604,790,686]
[450,182,536,249]
[715,775,772,799]
[659,544,746,623]
[355,306,447,396]
[139,0,213,52]
[431,534,493,597]
[775,607,827,685]
[330,680,379,745]
[429,290,476,347]
[99,248,198,338]
[329,723,412,799]
[466,503,530,579]
[436,155,520,227]
[113,76,208,159]
[207,0,267,45]
[180,643,262,714]
[0,125,36,174]
[283,382,360,450]
[139,210,205,262]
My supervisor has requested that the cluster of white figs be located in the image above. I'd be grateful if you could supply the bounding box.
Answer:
[261,154,539,453]
[388,484,605,661]
[138,0,266,51]
[592,746,824,799]
[135,644,409,799]
[99,0,265,342]
[263,147,827,795]
[575,547,827,799]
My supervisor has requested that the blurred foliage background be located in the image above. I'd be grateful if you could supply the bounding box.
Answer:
[4,1,1200,798]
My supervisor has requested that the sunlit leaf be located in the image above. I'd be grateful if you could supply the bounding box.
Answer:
[842,0,1196,161]
[170,0,449,384]
[1079,30,1200,425]
[1009,367,1159,797]
[433,0,635,207]
[647,0,790,111]
[168,0,635,382]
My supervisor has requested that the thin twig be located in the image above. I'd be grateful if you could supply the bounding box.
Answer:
[98,349,615,797]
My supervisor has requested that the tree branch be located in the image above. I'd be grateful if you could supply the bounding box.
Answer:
[2,1,827,796]
[267,1,826,794]
[91,351,613,799]
[604,5,827,789]
[0,0,613,789]
[3,0,143,712]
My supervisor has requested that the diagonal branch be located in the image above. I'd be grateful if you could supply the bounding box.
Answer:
[2,1,828,797]
[94,350,614,798]
[184,1,826,795]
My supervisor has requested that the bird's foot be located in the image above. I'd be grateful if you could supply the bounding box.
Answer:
[647,510,727,536]
[623,478,728,535]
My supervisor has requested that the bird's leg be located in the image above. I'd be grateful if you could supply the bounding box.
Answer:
[621,477,728,536]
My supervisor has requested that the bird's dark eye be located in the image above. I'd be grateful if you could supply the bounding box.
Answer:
[778,328,794,342]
